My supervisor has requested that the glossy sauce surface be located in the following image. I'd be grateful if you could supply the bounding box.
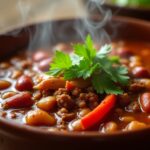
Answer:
[0,40,150,133]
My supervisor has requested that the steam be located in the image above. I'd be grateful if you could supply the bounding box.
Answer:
[28,23,54,50]
[27,0,112,50]
[18,0,31,27]
[75,0,112,45]
[0,0,113,50]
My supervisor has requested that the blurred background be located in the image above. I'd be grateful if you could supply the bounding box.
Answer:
[0,0,150,34]
[105,0,150,20]
[0,0,86,34]
[107,0,150,8]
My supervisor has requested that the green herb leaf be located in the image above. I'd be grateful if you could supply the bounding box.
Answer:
[108,55,120,64]
[110,66,129,85]
[46,68,62,76]
[48,51,72,76]
[70,54,83,65]
[64,66,78,80]
[51,51,72,69]
[96,45,111,58]
[47,35,129,95]
[74,35,96,62]
[92,72,123,94]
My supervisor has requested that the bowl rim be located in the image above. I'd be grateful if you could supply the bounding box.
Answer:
[1,16,150,139]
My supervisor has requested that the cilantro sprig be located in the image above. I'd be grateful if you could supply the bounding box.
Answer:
[46,35,129,94]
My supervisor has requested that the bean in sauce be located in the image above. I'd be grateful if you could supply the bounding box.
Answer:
[0,41,150,133]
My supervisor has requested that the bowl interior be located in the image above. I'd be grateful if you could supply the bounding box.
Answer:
[0,16,150,139]
[0,16,150,59]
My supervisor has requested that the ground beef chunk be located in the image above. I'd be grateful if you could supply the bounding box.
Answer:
[76,99,87,108]
[78,92,99,109]
[71,88,81,97]
[87,87,94,92]
[86,92,99,109]
[56,94,74,109]
[79,93,88,100]
[54,88,68,96]
[87,92,98,102]
[61,113,76,121]
[57,108,76,121]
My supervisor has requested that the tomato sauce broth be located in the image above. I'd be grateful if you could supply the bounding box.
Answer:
[0,40,150,133]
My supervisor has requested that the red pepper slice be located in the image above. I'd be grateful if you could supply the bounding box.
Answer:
[81,94,116,130]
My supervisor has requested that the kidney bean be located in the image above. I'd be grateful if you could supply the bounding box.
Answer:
[38,58,51,71]
[32,51,49,62]
[0,80,11,90]
[25,109,56,126]
[132,67,150,78]
[139,93,150,113]
[3,92,33,109]
[36,96,57,111]
[15,75,33,91]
